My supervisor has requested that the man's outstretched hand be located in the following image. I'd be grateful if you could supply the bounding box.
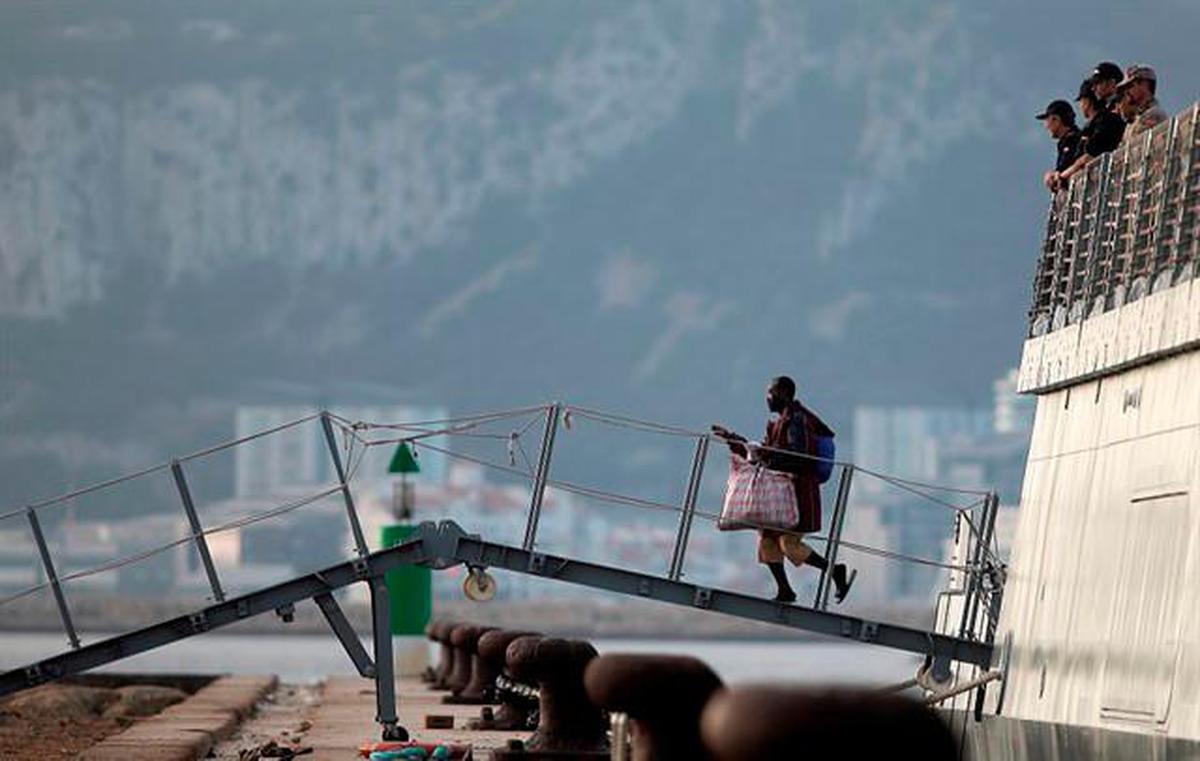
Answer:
[711,424,745,442]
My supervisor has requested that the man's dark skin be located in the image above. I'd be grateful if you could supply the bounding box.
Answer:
[713,377,854,603]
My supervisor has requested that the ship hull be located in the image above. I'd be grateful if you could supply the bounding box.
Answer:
[949,711,1200,761]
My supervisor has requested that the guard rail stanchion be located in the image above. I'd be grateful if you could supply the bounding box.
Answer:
[669,435,708,581]
[26,507,80,650]
[819,464,854,610]
[523,404,561,551]
[814,464,853,610]
[171,460,225,603]
[321,412,369,558]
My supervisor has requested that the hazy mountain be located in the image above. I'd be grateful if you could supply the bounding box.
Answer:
[2,1,1198,509]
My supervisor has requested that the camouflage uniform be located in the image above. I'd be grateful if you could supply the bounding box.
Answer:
[1117,65,1169,138]
[1126,98,1169,138]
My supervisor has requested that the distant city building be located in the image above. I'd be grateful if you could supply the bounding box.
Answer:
[852,407,993,494]
[848,368,1031,603]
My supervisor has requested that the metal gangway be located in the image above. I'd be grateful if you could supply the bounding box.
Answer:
[0,403,1005,739]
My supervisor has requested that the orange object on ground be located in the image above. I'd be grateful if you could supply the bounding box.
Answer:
[357,740,473,760]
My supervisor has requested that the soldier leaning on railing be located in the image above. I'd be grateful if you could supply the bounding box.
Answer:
[1043,62,1167,193]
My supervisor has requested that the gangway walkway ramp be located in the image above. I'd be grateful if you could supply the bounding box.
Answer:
[0,404,1005,740]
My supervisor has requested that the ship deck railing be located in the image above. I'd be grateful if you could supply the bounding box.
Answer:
[1030,101,1200,336]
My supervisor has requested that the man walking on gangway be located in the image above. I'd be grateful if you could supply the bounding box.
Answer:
[712,375,856,604]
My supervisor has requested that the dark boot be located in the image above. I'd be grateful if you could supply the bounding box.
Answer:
[832,564,857,604]
[767,562,796,603]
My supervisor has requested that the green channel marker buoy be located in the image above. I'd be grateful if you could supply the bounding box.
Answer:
[382,523,432,635]
[388,442,420,476]
[383,441,430,635]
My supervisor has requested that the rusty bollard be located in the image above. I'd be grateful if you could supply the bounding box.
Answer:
[444,624,497,704]
[471,630,541,731]
[584,654,722,761]
[431,620,458,690]
[491,636,608,759]
[445,624,484,695]
[699,687,957,759]
[422,618,450,684]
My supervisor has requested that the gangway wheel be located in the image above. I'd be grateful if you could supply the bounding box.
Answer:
[382,723,409,741]
[916,656,955,693]
[463,566,497,602]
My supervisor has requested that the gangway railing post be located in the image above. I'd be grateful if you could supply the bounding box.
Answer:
[816,464,854,610]
[965,492,1000,640]
[26,508,80,650]
[958,492,995,642]
[668,435,708,580]
[523,403,561,551]
[171,460,225,603]
[321,412,370,558]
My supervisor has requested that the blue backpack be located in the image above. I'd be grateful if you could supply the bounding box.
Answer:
[815,435,836,484]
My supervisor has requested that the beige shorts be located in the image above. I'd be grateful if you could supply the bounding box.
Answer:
[757,530,813,566]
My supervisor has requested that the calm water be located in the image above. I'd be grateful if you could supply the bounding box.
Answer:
[0,632,919,685]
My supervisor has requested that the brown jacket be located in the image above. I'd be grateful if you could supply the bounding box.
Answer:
[761,401,832,533]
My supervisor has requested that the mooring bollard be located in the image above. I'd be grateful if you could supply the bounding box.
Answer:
[423,618,450,684]
[490,636,608,759]
[584,654,723,761]
[471,629,542,731]
[444,624,498,704]
[431,620,459,690]
[699,687,957,759]
[445,624,483,695]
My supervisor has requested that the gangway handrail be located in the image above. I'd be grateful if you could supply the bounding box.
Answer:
[0,412,326,523]
[347,431,988,574]
[562,404,995,499]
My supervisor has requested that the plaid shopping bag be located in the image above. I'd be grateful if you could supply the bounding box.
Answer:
[717,453,799,531]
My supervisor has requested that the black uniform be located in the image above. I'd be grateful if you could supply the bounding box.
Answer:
[1080,108,1124,158]
[1056,128,1083,172]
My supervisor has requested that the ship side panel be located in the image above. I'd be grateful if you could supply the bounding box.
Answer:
[992,350,1200,742]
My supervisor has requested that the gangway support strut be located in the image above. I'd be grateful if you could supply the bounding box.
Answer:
[367,571,404,740]
[314,592,375,678]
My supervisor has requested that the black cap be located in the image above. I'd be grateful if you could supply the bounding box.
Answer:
[1076,79,1097,102]
[1036,99,1075,124]
[1091,61,1123,84]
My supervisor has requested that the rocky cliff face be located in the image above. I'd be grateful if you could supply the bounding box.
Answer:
[1,2,1197,507]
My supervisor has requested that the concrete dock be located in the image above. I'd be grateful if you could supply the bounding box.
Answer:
[302,677,527,759]
[79,675,529,760]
